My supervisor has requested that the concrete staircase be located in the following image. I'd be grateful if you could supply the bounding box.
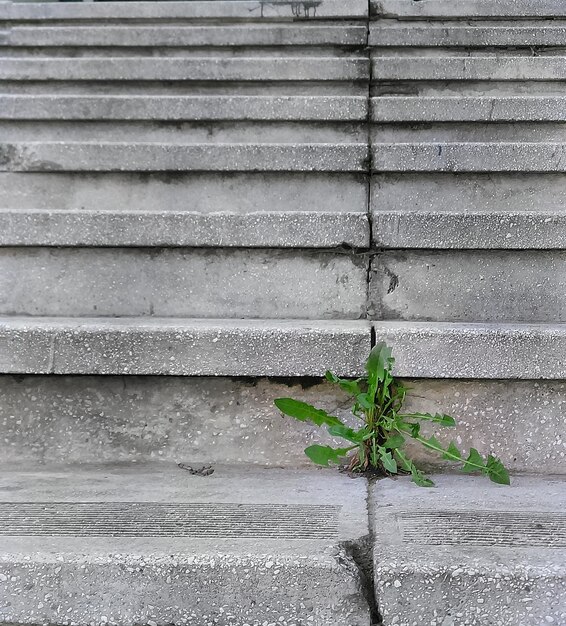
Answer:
[0,1,564,625]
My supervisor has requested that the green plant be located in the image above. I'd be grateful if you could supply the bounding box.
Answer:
[274,343,510,487]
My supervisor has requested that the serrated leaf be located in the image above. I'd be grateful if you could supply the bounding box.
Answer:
[325,371,362,397]
[411,466,434,487]
[274,398,343,428]
[486,455,511,485]
[462,447,485,473]
[422,435,443,452]
[327,424,365,444]
[383,433,405,449]
[442,441,462,462]
[304,445,352,467]
[403,412,456,427]
[366,342,393,399]
[379,449,398,474]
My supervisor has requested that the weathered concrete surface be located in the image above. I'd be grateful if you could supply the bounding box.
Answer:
[0,248,367,319]
[0,464,370,626]
[397,379,566,474]
[373,210,566,249]
[373,0,566,18]
[0,57,369,81]
[372,173,566,216]
[373,322,566,379]
[372,143,566,173]
[371,24,566,48]
[0,142,369,172]
[372,96,566,123]
[372,56,566,81]
[1,25,367,48]
[0,317,372,377]
[0,95,368,121]
[0,171,367,213]
[0,209,369,248]
[0,375,359,466]
[371,475,566,626]
[370,251,566,322]
[1,0,369,20]
[0,375,563,473]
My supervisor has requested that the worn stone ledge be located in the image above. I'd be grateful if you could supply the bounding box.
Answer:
[0,57,369,82]
[0,209,369,248]
[0,95,368,122]
[372,0,566,18]
[0,317,371,377]
[0,1,369,20]
[372,143,566,173]
[370,23,566,47]
[373,321,566,378]
[1,24,367,47]
[372,56,566,82]
[0,142,369,173]
[372,96,566,123]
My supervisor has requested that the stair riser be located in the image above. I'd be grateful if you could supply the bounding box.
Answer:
[0,248,367,319]
[0,375,562,473]
[371,251,566,323]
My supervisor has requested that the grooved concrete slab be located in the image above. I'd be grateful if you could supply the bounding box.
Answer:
[373,322,566,379]
[0,57,369,81]
[372,96,566,123]
[371,23,566,47]
[0,142,369,172]
[372,143,566,173]
[372,56,566,81]
[0,317,371,376]
[0,464,370,626]
[372,0,566,18]
[0,0,369,20]
[371,475,566,626]
[0,95,368,122]
[0,209,369,247]
[1,24,368,47]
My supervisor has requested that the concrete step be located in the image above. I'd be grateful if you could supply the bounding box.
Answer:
[0,247,368,319]
[0,95,368,121]
[371,21,566,48]
[0,56,369,81]
[0,209,369,247]
[0,463,371,626]
[372,474,566,626]
[372,96,566,123]
[372,0,566,18]
[0,142,369,172]
[370,250,566,323]
[0,0,368,21]
[0,24,367,48]
[0,373,563,474]
[373,321,566,379]
[0,317,371,376]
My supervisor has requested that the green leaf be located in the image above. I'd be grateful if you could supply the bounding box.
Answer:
[411,466,434,487]
[379,448,398,474]
[420,435,443,453]
[462,447,485,473]
[274,398,343,428]
[355,393,373,410]
[304,445,352,467]
[366,342,394,399]
[383,433,405,449]
[327,424,366,444]
[486,455,511,485]
[325,371,362,397]
[442,441,462,462]
[402,412,456,427]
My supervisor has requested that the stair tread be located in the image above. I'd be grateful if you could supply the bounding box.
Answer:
[372,474,566,625]
[0,462,370,626]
